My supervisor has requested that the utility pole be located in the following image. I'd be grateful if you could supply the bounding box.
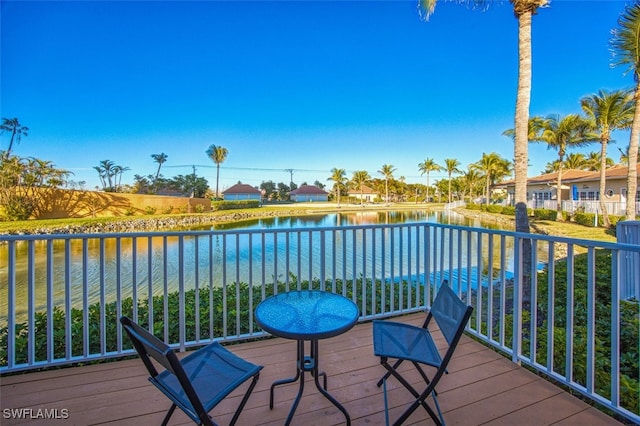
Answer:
[284,169,294,188]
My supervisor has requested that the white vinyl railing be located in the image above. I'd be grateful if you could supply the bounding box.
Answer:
[1,222,638,423]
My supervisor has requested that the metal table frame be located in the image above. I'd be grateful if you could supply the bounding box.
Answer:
[255,290,359,426]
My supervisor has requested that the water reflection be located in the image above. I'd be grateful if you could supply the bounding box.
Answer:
[1,210,510,322]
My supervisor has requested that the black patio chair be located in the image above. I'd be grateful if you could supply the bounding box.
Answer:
[120,316,262,426]
[372,282,473,426]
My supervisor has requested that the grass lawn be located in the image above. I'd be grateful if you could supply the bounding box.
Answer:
[0,202,623,244]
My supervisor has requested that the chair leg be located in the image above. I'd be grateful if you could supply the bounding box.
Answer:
[229,373,260,426]
[381,361,442,426]
[161,404,177,426]
[376,358,405,387]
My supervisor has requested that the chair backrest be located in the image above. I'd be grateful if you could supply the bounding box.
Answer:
[430,283,473,347]
[120,316,177,377]
[120,316,210,423]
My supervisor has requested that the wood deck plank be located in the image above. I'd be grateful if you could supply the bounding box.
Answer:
[1,313,622,426]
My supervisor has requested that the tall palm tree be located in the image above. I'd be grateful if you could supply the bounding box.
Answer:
[584,151,614,171]
[420,0,548,233]
[113,165,130,193]
[581,89,634,226]
[611,4,640,220]
[205,145,228,198]
[95,159,116,190]
[151,152,168,192]
[461,168,483,201]
[350,170,371,205]
[564,152,587,170]
[0,118,29,158]
[471,152,512,206]
[443,158,461,203]
[327,168,347,206]
[378,164,396,204]
[531,114,597,220]
[418,158,442,202]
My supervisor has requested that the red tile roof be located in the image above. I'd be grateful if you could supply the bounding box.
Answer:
[290,184,328,195]
[222,183,262,195]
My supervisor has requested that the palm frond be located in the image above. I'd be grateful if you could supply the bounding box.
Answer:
[610,2,640,81]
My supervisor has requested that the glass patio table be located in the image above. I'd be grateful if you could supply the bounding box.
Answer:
[255,290,359,426]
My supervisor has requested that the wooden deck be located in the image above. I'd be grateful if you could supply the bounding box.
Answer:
[1,313,620,426]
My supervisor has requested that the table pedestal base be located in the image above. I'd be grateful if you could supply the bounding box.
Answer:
[270,339,351,426]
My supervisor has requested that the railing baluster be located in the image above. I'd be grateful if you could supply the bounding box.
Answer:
[64,240,71,361]
[27,240,35,365]
[82,238,89,358]
[0,223,638,424]
[565,243,575,383]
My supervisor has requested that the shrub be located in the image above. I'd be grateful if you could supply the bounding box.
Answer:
[144,206,157,215]
[212,200,261,211]
[466,203,482,211]
[574,212,602,227]
[485,205,503,214]
[501,205,516,216]
[533,208,557,221]
[124,207,136,216]
[162,205,174,214]
[194,204,205,213]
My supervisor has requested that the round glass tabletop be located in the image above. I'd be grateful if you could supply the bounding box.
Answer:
[255,290,360,340]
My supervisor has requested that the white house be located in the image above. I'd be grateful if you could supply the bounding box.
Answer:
[290,185,329,202]
[222,183,262,201]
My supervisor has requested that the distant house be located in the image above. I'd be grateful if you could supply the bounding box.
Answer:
[498,164,640,215]
[499,165,640,205]
[347,185,379,203]
[290,184,329,202]
[222,183,262,201]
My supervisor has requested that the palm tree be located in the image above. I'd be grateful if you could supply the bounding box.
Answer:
[564,152,587,170]
[472,152,512,206]
[443,158,461,203]
[113,165,130,192]
[327,168,347,206]
[531,114,597,220]
[461,168,483,201]
[584,152,605,171]
[151,152,168,192]
[205,145,228,198]
[581,89,634,226]
[418,158,442,202]
[420,0,548,233]
[617,145,640,165]
[350,170,371,205]
[95,160,116,190]
[0,118,29,158]
[378,164,396,204]
[611,4,640,220]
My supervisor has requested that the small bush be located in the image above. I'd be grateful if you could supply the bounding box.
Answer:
[212,200,261,211]
[501,205,516,216]
[194,204,205,213]
[533,208,557,221]
[162,205,174,214]
[466,203,482,211]
[574,211,602,227]
[124,207,136,216]
[144,206,157,215]
[486,205,503,214]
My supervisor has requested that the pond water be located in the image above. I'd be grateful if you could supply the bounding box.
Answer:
[199,209,506,231]
[1,209,512,322]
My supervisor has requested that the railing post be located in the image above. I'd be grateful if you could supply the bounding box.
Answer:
[616,220,640,300]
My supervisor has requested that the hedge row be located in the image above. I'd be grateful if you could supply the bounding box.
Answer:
[211,200,261,211]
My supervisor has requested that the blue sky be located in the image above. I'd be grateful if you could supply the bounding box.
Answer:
[0,0,634,192]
